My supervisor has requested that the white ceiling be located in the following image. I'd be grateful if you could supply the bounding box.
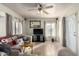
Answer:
[2,3,79,18]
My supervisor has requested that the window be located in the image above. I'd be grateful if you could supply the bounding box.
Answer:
[0,12,23,36]
[0,16,6,37]
[12,19,16,35]
[12,18,22,35]
[45,22,56,37]
[15,21,22,34]
[16,22,19,34]
[19,22,22,34]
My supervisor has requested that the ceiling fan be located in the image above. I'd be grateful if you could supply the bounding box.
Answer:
[28,3,53,15]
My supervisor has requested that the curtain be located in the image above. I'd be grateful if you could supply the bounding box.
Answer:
[6,13,12,36]
[62,17,66,47]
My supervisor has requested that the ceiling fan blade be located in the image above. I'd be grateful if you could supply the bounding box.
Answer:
[27,3,42,11]
[27,8,38,11]
[44,5,53,9]
[42,10,49,14]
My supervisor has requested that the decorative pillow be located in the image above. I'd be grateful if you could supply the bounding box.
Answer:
[1,39,8,44]
[11,36,17,40]
[22,36,28,41]
[16,38,24,45]
[1,39,6,43]
[7,38,12,43]
[11,40,17,46]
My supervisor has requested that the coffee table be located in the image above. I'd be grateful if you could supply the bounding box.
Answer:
[20,42,33,54]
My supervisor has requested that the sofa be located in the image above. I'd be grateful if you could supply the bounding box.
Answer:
[0,35,32,56]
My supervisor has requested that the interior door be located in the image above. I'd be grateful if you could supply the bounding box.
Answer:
[65,14,77,54]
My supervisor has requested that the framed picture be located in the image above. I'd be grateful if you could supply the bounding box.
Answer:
[30,20,41,28]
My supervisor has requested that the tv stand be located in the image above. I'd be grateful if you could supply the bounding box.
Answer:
[32,34,45,42]
[32,28,45,42]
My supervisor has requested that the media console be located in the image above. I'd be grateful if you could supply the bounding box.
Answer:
[32,28,45,42]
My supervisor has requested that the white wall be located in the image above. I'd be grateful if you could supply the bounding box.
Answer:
[24,18,56,36]
[58,17,63,45]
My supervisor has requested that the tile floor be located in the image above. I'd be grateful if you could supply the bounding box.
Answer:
[32,41,76,56]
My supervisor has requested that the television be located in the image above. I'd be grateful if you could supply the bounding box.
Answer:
[33,29,43,35]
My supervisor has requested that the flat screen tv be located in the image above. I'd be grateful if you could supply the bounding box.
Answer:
[33,29,43,34]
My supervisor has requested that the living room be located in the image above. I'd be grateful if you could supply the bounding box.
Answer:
[0,3,79,56]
